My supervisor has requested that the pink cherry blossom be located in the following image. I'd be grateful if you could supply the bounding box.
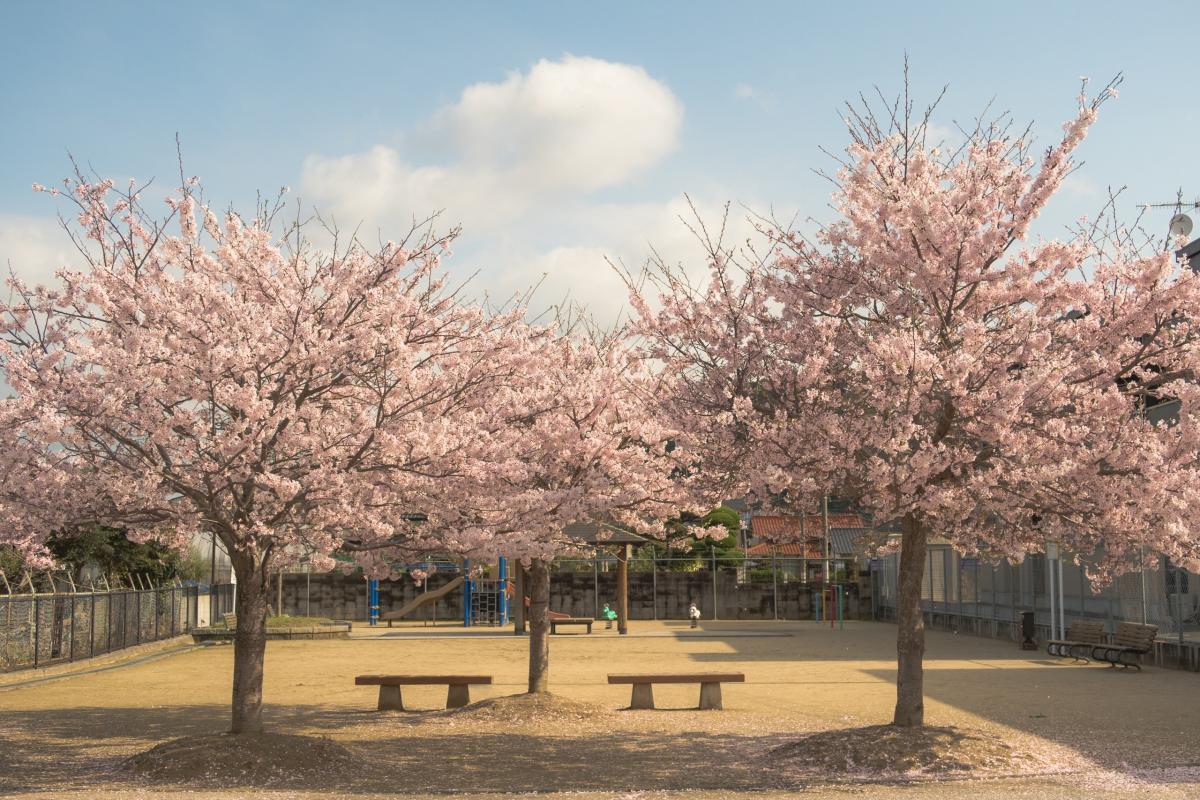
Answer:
[631,76,1200,727]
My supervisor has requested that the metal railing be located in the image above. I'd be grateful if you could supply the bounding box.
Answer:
[871,547,1200,668]
[0,583,232,672]
[277,555,867,622]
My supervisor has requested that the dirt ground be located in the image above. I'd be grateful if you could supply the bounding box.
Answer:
[1,619,1199,799]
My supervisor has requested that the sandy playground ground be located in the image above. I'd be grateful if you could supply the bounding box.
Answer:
[1,619,1199,799]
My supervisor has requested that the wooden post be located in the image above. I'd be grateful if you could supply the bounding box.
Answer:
[617,544,630,635]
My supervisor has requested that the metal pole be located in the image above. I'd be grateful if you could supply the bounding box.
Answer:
[617,545,629,635]
[209,531,217,628]
[306,569,311,618]
[69,594,75,662]
[592,557,599,620]
[711,550,718,620]
[496,557,505,626]
[1079,564,1086,620]
[33,596,39,668]
[651,555,658,621]
[1140,545,1148,624]
[88,595,95,658]
[1047,546,1057,640]
[1057,555,1065,637]
[772,551,779,620]
[368,578,379,626]
[1179,590,1186,647]
[800,512,808,586]
[956,551,963,623]
[822,496,830,584]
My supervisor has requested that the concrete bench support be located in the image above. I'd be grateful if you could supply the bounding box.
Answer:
[630,683,654,709]
[699,681,723,710]
[608,672,745,711]
[355,674,493,711]
[378,684,404,711]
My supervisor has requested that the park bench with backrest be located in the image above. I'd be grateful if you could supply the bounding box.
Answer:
[1046,618,1105,662]
[548,609,593,634]
[221,612,237,629]
[1090,622,1158,670]
[607,672,745,710]
[354,674,493,710]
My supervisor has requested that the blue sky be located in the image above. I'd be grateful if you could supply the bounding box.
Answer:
[2,1,1197,319]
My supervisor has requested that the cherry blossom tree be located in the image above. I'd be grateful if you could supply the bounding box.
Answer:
[631,77,1200,727]
[451,325,695,693]
[0,172,533,734]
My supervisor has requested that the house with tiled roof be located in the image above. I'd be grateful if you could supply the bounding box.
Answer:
[743,511,876,581]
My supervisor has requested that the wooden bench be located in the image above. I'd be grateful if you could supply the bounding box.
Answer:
[1046,619,1105,662]
[608,672,745,710]
[354,674,493,710]
[550,617,593,634]
[221,612,237,629]
[1090,622,1158,671]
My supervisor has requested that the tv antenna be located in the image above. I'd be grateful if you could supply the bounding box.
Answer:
[1143,190,1199,241]
[1170,213,1194,238]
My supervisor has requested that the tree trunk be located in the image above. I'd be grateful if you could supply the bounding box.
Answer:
[513,565,526,636]
[230,551,270,734]
[893,512,928,727]
[527,560,550,693]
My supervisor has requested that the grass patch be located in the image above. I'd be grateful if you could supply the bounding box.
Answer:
[211,615,333,628]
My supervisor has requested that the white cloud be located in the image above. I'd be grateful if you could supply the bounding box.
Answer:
[298,55,711,324]
[733,82,776,112]
[0,215,75,289]
[479,195,776,324]
[438,56,683,192]
[301,55,683,233]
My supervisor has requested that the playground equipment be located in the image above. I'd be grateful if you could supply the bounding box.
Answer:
[462,557,509,627]
[380,576,465,627]
[813,584,846,630]
[372,558,510,627]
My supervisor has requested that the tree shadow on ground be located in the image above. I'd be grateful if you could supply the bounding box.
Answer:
[0,703,796,795]
[862,665,1200,771]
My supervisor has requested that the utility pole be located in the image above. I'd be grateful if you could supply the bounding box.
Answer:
[822,495,831,584]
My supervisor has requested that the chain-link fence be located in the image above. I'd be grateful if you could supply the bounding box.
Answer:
[278,555,869,622]
[0,583,230,672]
[871,546,1200,669]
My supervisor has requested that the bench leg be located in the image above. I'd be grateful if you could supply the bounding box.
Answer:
[377,685,404,711]
[446,683,471,708]
[699,682,723,710]
[630,684,655,710]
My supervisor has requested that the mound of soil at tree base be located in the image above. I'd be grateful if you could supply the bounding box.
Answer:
[118,732,360,787]
[425,692,614,729]
[764,725,1086,780]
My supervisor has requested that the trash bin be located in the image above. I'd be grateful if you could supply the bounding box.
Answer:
[1020,610,1037,650]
